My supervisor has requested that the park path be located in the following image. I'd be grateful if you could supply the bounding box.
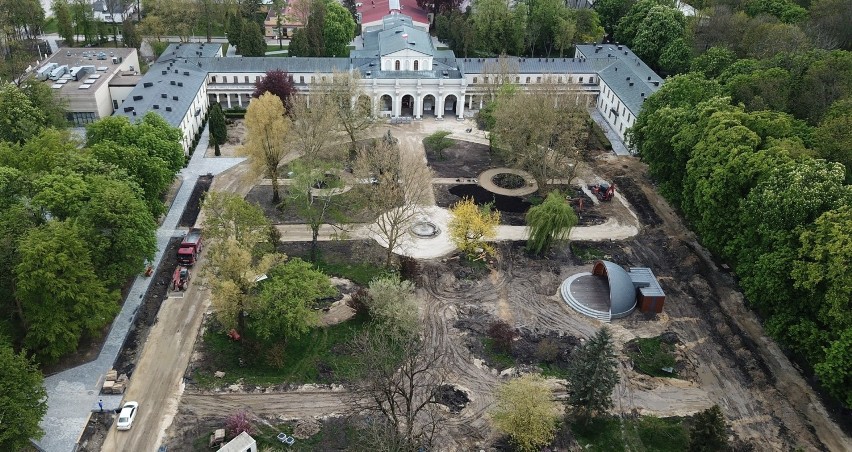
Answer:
[36,128,244,452]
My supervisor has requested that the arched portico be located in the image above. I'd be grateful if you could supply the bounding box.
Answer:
[422,94,436,117]
[400,94,415,117]
[443,94,464,119]
[378,94,393,116]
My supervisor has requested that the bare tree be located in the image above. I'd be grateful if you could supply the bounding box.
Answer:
[289,87,342,165]
[322,70,374,152]
[354,132,434,266]
[350,330,446,449]
[490,78,589,190]
[285,162,349,262]
[479,54,521,100]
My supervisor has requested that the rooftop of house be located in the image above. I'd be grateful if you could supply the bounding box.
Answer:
[575,43,664,115]
[113,60,207,127]
[37,47,137,94]
[357,0,429,27]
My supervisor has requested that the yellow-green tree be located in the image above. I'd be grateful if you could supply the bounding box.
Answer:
[448,197,500,258]
[491,374,560,451]
[240,92,292,203]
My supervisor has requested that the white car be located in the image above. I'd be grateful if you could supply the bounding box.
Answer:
[116,401,138,430]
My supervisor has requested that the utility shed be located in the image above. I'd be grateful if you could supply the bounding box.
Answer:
[628,267,666,314]
[218,431,257,452]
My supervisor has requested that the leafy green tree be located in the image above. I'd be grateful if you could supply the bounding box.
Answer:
[658,37,692,74]
[226,11,243,48]
[0,83,45,144]
[238,19,266,56]
[18,79,67,130]
[593,0,636,35]
[812,100,852,183]
[31,171,90,219]
[251,258,334,343]
[209,102,227,156]
[689,46,738,79]
[0,204,37,337]
[629,5,687,70]
[814,329,852,407]
[613,0,661,46]
[366,274,419,339]
[15,221,117,363]
[423,130,453,159]
[688,405,728,452]
[793,206,852,330]
[324,0,355,57]
[566,327,619,421]
[726,67,791,112]
[286,162,348,261]
[0,340,48,450]
[77,175,157,288]
[573,8,606,44]
[744,0,807,23]
[122,19,141,49]
[201,192,277,251]
[491,374,560,452]
[526,191,578,255]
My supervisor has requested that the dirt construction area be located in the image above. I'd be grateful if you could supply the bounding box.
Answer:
[114,118,849,451]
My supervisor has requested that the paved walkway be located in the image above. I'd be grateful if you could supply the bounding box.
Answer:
[36,128,244,452]
[588,107,631,156]
[478,168,539,196]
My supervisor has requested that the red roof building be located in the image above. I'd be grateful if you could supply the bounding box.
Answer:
[357,0,430,30]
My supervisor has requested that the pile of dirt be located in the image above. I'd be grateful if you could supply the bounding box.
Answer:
[76,411,113,452]
[436,385,470,413]
[113,237,183,376]
[179,174,213,227]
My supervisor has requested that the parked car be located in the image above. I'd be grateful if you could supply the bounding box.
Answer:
[116,401,139,430]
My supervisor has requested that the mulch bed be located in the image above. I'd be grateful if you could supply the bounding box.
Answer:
[179,174,213,227]
[426,140,494,178]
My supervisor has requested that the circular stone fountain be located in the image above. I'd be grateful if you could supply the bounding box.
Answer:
[409,217,441,238]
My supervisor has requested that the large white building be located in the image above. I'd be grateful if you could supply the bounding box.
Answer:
[115,12,663,153]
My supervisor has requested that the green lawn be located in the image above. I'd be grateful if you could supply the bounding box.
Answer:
[43,18,57,34]
[626,336,679,378]
[313,258,388,286]
[572,416,689,451]
[193,312,372,387]
[266,43,289,52]
[571,243,607,262]
[481,337,515,369]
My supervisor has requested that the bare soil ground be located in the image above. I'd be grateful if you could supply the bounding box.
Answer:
[155,125,848,451]
[179,175,213,227]
[426,139,495,178]
[245,185,376,224]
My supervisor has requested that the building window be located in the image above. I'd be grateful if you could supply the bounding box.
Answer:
[244,76,249,83]
[211,76,217,83]
[515,76,519,83]
[300,76,304,84]
[311,76,315,83]
[558,76,563,83]
[579,77,584,83]
[484,76,489,83]
[536,77,541,83]
[526,77,530,83]
[414,60,419,70]
[395,60,401,70]
[589,77,595,83]
[67,111,97,126]
[473,77,477,83]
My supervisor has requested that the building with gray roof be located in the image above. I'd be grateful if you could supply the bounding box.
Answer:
[110,10,662,153]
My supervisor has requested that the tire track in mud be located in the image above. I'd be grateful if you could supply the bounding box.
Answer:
[420,266,505,450]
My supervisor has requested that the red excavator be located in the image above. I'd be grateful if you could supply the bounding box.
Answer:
[171,266,191,291]
[590,183,616,202]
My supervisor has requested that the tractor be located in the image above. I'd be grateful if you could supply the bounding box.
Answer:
[171,266,191,291]
[590,183,616,202]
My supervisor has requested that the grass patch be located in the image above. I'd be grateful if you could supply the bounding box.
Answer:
[481,337,515,369]
[193,313,372,387]
[571,416,624,450]
[313,258,388,286]
[626,336,678,378]
[539,362,570,379]
[266,43,289,52]
[571,243,606,261]
[571,415,688,451]
[43,18,57,34]
[588,119,613,151]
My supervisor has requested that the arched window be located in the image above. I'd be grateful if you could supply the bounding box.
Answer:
[414,60,419,71]
[395,60,401,71]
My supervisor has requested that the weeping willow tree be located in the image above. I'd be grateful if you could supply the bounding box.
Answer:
[525,190,577,255]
